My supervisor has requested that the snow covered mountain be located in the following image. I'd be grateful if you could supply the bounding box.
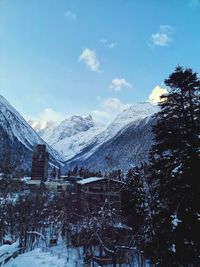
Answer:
[34,102,158,171]
[64,116,156,172]
[0,95,62,173]
[35,114,105,160]
[72,102,158,159]
[63,103,158,171]
[39,114,95,145]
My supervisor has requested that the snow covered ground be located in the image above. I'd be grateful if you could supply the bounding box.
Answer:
[0,240,19,265]
[5,248,66,267]
[4,247,84,267]
[4,248,150,267]
[4,239,84,267]
[2,239,151,267]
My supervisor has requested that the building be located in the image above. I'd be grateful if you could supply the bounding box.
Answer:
[26,179,71,193]
[76,177,125,211]
[31,144,48,181]
[45,180,71,193]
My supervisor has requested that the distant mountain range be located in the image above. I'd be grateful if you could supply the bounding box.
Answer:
[0,94,158,174]
[32,102,158,172]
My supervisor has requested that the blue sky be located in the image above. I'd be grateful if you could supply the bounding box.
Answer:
[0,0,200,125]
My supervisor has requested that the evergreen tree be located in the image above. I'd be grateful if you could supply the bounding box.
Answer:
[122,167,145,236]
[0,147,20,178]
[72,165,78,176]
[144,66,200,266]
[50,166,57,180]
[126,167,145,215]
[57,165,61,179]
[78,167,84,177]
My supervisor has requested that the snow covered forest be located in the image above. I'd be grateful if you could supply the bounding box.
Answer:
[0,67,199,266]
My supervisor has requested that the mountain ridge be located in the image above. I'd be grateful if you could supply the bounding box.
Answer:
[0,94,158,174]
[0,95,63,174]
[34,102,158,171]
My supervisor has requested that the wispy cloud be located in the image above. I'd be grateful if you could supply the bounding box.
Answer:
[100,97,130,111]
[79,48,100,72]
[28,108,66,130]
[149,25,174,47]
[92,97,131,125]
[64,10,77,21]
[149,86,168,104]
[100,39,117,49]
[109,78,132,91]
[28,99,131,127]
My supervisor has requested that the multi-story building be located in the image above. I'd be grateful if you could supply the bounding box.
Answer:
[31,144,48,181]
[76,177,125,211]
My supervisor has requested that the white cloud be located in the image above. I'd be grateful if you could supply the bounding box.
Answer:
[28,108,66,130]
[109,78,132,91]
[150,25,174,47]
[149,86,168,104]
[91,110,111,125]
[100,39,117,49]
[100,98,130,111]
[92,97,131,125]
[27,97,131,128]
[64,10,77,21]
[79,48,100,72]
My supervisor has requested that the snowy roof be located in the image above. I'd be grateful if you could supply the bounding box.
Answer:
[77,177,125,185]
[113,222,133,230]
[45,180,69,185]
[77,177,105,185]
[21,177,31,182]
[27,180,41,185]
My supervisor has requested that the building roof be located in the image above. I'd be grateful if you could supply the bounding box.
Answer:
[77,177,105,185]
[77,177,125,185]
[27,180,41,185]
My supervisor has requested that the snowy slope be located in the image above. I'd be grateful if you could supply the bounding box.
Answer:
[36,102,158,163]
[40,115,95,145]
[5,248,66,267]
[65,102,158,162]
[79,102,158,158]
[58,102,158,171]
[64,116,156,172]
[52,125,105,160]
[0,95,62,170]
[36,114,105,160]
[5,245,84,266]
[0,95,158,173]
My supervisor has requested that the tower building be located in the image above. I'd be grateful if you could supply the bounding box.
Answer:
[31,144,48,181]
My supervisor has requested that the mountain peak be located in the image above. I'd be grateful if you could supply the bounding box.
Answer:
[113,102,158,127]
[84,114,93,121]
[69,115,83,121]
[39,114,95,146]
[61,114,94,128]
